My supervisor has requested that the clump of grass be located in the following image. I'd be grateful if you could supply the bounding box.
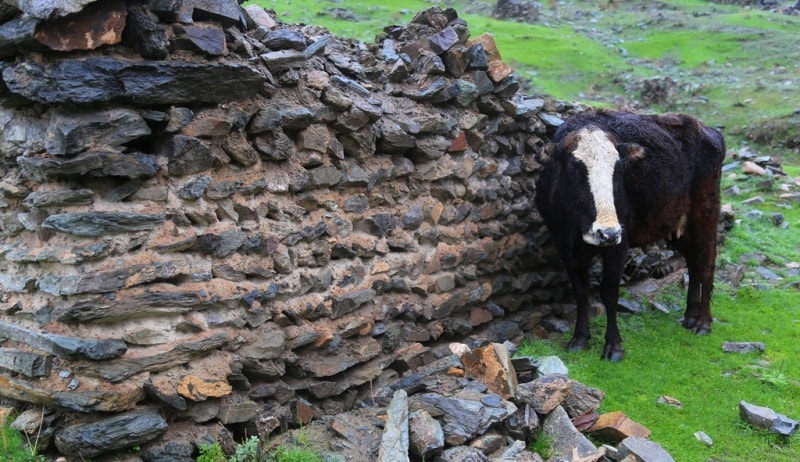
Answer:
[0,413,45,462]
[196,433,325,462]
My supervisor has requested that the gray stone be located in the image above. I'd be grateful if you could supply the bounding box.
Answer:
[739,400,799,437]
[617,436,675,462]
[542,406,604,462]
[22,189,94,208]
[218,398,259,424]
[18,150,159,181]
[416,392,516,445]
[55,411,168,458]
[440,446,488,461]
[159,135,215,176]
[126,4,170,59]
[38,259,206,296]
[176,176,212,200]
[377,389,409,462]
[0,321,126,361]
[54,290,213,324]
[173,24,226,56]
[0,374,144,412]
[46,107,151,155]
[722,341,766,354]
[0,16,46,59]
[41,212,164,237]
[516,373,572,414]
[3,58,265,104]
[409,409,444,459]
[0,348,52,377]
[535,355,569,377]
[332,288,376,319]
[73,334,229,382]
[562,381,605,418]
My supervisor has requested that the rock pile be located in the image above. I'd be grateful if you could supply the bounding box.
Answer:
[271,342,675,462]
[0,1,691,459]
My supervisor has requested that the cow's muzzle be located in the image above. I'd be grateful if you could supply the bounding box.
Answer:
[583,226,622,247]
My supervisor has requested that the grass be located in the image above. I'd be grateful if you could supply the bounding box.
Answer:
[518,165,800,461]
[1,415,45,462]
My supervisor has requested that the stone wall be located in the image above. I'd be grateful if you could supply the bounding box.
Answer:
[0,1,642,459]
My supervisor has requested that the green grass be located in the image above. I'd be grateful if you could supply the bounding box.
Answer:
[1,417,45,462]
[518,165,800,461]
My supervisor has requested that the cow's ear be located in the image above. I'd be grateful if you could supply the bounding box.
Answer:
[536,142,557,164]
[618,143,645,161]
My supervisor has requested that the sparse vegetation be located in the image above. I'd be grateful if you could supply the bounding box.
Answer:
[196,434,324,462]
[0,414,45,462]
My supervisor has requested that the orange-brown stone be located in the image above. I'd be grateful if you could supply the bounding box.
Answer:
[588,410,651,443]
[177,375,233,401]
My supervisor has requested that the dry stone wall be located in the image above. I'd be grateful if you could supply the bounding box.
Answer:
[0,0,663,458]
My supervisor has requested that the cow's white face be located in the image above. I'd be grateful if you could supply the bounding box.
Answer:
[571,127,623,246]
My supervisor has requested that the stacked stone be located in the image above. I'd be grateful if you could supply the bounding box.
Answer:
[0,0,668,459]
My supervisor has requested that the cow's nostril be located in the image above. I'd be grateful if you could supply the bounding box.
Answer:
[597,227,621,245]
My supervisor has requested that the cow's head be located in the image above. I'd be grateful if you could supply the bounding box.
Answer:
[538,125,644,247]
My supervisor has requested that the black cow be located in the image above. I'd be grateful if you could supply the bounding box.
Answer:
[534,109,725,361]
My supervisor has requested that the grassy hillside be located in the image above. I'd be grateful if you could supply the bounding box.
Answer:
[248,0,800,163]
[246,1,800,460]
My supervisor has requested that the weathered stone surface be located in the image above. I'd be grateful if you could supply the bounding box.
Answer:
[542,406,604,462]
[3,58,265,104]
[516,373,572,414]
[41,212,164,237]
[159,135,216,176]
[55,411,168,458]
[461,342,517,400]
[562,381,605,418]
[377,389,409,462]
[54,290,214,324]
[37,258,206,295]
[415,392,516,445]
[587,411,651,444]
[0,16,46,59]
[0,374,144,412]
[409,409,444,459]
[0,321,127,361]
[0,348,52,377]
[73,334,229,382]
[46,106,151,155]
[739,400,799,437]
[33,0,126,51]
[22,189,94,208]
[218,397,259,424]
[722,341,766,353]
[18,151,159,181]
[617,436,675,462]
[177,375,233,401]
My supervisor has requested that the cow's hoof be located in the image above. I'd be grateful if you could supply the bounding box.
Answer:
[567,337,590,352]
[681,316,698,329]
[601,343,625,362]
[692,324,711,336]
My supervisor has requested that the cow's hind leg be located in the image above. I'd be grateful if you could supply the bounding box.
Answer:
[565,265,591,352]
[599,247,626,361]
[680,200,719,335]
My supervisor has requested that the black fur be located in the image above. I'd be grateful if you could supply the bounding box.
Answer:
[535,109,725,360]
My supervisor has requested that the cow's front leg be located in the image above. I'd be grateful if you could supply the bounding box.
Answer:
[565,265,591,352]
[599,247,626,361]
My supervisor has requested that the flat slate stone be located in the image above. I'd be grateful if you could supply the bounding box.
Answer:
[0,320,127,361]
[3,57,265,104]
[41,212,165,237]
[55,411,168,458]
